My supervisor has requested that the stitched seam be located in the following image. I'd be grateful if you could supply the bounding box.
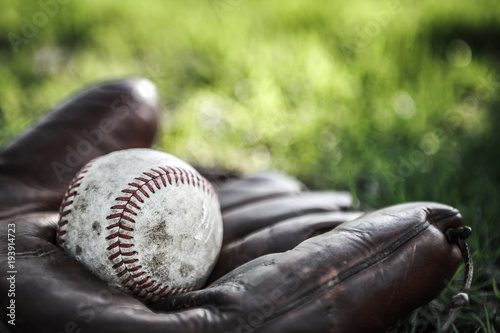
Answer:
[106,166,217,302]
[56,160,96,244]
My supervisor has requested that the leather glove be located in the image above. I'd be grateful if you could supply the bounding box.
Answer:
[0,78,466,333]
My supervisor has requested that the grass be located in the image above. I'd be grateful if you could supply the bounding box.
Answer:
[1,0,500,331]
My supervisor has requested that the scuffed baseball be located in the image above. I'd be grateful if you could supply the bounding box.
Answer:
[56,148,223,302]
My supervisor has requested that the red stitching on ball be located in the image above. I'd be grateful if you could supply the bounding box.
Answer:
[59,210,71,218]
[109,252,120,260]
[122,189,145,203]
[110,205,136,215]
[56,160,96,245]
[106,165,216,301]
[60,200,73,208]
[117,269,128,277]
[149,284,160,293]
[108,242,119,250]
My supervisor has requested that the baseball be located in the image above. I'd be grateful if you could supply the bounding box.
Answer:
[56,148,223,302]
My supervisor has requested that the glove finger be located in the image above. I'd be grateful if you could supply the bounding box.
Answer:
[217,171,305,212]
[222,191,352,245]
[207,211,363,283]
[0,78,160,218]
[153,202,465,333]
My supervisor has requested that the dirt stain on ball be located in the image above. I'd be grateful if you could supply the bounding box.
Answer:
[92,221,102,235]
[146,220,173,245]
[180,262,194,278]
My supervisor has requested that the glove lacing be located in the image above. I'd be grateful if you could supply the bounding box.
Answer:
[438,226,473,333]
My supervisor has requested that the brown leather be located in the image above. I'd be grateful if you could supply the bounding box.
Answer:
[207,211,364,283]
[217,171,306,211]
[222,191,353,245]
[0,78,464,332]
[0,77,160,219]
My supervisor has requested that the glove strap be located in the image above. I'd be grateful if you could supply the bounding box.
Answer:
[438,226,473,333]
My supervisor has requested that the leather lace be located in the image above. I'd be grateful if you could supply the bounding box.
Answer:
[438,226,473,333]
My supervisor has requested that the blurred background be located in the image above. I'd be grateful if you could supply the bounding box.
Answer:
[1,0,499,331]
